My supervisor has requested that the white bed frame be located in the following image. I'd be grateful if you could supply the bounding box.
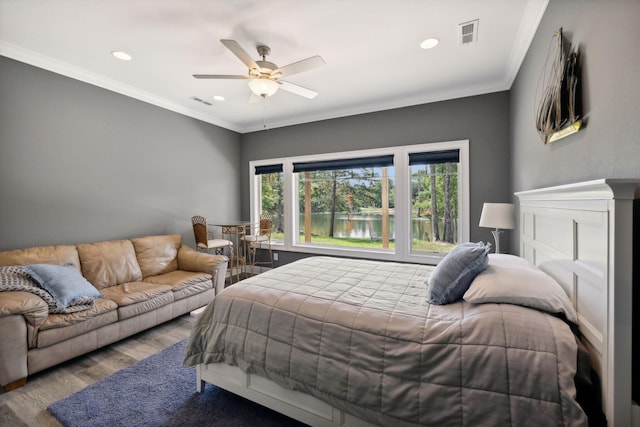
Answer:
[516,179,639,427]
[196,363,376,427]
[195,179,638,427]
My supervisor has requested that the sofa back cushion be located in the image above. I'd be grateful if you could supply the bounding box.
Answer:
[77,240,142,289]
[0,245,80,269]
[130,234,181,278]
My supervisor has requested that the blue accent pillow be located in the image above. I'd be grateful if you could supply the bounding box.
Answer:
[427,242,491,305]
[24,263,101,308]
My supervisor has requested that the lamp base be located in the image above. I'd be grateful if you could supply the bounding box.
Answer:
[491,229,503,254]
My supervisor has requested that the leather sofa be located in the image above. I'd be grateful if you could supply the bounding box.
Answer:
[0,234,227,391]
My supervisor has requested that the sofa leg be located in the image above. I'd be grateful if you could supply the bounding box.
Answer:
[4,378,27,392]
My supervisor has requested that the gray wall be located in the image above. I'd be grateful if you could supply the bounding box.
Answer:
[510,0,640,250]
[0,56,242,250]
[511,0,640,192]
[241,91,512,251]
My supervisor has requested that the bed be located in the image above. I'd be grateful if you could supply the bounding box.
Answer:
[184,179,639,427]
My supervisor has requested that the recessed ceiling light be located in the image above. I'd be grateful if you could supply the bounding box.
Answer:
[420,38,439,50]
[213,95,225,101]
[111,50,132,61]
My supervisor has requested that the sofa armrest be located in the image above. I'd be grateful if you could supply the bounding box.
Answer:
[0,292,49,348]
[0,292,48,389]
[0,291,49,334]
[177,246,228,295]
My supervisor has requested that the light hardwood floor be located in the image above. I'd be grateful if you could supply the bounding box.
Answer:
[0,313,196,427]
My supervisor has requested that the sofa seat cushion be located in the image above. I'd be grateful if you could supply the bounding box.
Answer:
[100,282,174,321]
[37,298,118,348]
[131,235,181,278]
[116,291,174,321]
[100,282,172,307]
[172,279,212,301]
[144,270,211,292]
[145,270,213,301]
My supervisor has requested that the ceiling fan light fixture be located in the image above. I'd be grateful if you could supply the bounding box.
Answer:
[248,78,279,97]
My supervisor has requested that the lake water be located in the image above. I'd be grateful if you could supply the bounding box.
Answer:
[300,213,447,241]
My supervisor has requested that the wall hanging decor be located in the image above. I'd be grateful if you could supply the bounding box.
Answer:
[534,27,582,144]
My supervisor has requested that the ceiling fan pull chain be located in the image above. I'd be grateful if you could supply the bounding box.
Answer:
[263,96,269,129]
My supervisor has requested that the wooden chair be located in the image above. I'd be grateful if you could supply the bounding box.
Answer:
[191,215,233,256]
[242,215,274,275]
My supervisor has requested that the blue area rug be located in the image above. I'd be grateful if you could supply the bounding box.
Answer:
[48,340,307,427]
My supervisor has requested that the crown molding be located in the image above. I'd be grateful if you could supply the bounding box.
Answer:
[503,0,549,87]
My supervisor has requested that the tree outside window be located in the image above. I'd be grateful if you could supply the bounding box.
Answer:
[259,171,284,243]
[410,159,458,253]
[295,166,395,250]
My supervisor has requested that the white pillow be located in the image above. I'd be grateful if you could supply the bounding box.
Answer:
[486,253,537,270]
[463,260,577,323]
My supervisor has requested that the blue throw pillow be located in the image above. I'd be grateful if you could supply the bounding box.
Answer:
[24,263,101,308]
[427,242,491,305]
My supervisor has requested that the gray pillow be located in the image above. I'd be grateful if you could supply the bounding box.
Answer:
[427,242,491,305]
[24,263,101,308]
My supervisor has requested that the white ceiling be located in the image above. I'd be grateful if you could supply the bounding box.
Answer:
[0,0,548,133]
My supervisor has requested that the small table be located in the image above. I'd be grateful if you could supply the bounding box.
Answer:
[214,221,251,284]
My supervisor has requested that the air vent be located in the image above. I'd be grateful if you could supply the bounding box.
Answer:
[190,96,212,106]
[459,19,479,45]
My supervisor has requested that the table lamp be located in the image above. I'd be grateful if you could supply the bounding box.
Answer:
[479,203,515,254]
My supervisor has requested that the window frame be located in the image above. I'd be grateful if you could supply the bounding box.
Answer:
[249,140,469,264]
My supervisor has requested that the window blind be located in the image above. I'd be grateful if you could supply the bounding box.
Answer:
[292,155,394,173]
[408,149,459,166]
[254,164,283,175]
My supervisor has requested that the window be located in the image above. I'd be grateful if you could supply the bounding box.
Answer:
[249,140,469,264]
[292,155,394,250]
[253,164,284,243]
[409,150,460,254]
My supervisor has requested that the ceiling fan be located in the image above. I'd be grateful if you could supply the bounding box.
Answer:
[193,39,325,102]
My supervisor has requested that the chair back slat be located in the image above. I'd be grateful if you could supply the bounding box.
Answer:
[259,218,272,237]
[191,216,208,247]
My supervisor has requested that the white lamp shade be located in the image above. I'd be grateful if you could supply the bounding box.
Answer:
[479,203,515,230]
[248,78,279,97]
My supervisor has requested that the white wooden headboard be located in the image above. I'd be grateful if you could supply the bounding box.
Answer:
[515,179,639,427]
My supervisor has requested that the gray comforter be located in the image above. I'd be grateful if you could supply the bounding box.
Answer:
[184,256,587,426]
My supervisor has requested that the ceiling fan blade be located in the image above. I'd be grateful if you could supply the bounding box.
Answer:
[278,80,319,99]
[275,55,325,77]
[220,39,259,71]
[193,74,250,79]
